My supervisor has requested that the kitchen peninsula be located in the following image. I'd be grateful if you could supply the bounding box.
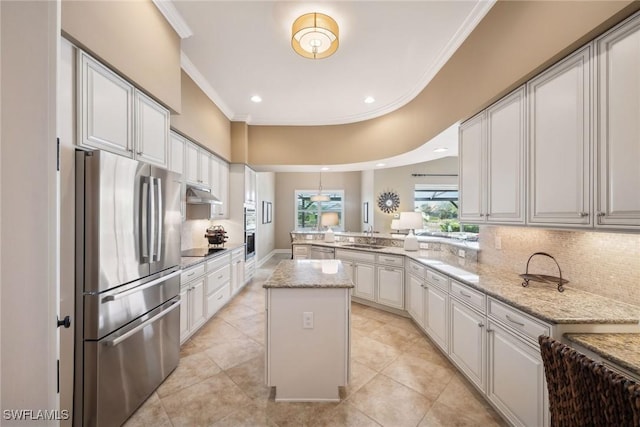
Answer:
[263,260,353,401]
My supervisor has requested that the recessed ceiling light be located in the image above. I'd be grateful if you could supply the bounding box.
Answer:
[364,96,375,104]
[321,167,330,171]
[250,95,262,103]
[376,163,386,167]
[433,147,448,153]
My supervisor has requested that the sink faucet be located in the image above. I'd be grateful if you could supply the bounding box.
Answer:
[366,225,375,244]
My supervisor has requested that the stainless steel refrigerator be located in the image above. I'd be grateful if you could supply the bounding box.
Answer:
[74,149,182,426]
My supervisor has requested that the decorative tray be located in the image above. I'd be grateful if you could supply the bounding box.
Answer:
[519,252,568,292]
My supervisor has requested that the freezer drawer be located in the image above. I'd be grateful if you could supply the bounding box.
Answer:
[82,298,180,427]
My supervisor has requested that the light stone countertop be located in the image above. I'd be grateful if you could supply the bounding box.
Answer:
[180,243,245,269]
[293,241,640,326]
[564,333,640,379]
[263,260,354,289]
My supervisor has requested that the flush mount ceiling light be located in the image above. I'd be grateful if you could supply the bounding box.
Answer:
[291,12,339,59]
[364,96,375,104]
[250,95,262,103]
[434,147,448,153]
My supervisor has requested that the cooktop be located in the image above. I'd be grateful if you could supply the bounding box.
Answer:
[181,247,227,257]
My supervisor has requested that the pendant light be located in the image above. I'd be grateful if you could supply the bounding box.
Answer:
[311,171,330,202]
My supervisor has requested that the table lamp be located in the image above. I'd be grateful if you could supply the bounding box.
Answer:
[321,212,339,242]
[399,211,423,251]
[390,219,401,233]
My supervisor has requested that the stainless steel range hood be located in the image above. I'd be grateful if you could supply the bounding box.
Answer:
[186,186,222,205]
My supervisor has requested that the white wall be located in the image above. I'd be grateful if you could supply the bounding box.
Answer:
[1,1,59,423]
[256,172,275,262]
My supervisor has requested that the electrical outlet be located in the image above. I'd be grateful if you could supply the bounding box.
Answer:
[419,243,429,249]
[305,234,313,240]
[348,237,355,243]
[458,249,466,258]
[303,312,314,329]
[495,236,502,250]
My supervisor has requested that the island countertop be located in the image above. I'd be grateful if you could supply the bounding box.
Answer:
[263,260,354,289]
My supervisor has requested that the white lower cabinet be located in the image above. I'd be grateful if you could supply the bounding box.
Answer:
[205,255,231,320]
[487,320,548,427]
[377,266,404,309]
[292,244,310,259]
[407,273,425,328]
[179,274,206,344]
[449,298,486,391]
[425,284,449,353]
[231,248,245,294]
[353,263,375,301]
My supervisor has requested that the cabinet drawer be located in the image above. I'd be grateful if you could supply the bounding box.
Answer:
[335,249,376,263]
[207,283,230,318]
[377,254,404,267]
[407,260,425,277]
[207,265,231,295]
[206,253,230,272]
[488,298,550,343]
[232,247,244,260]
[450,280,485,313]
[293,245,310,255]
[181,264,205,283]
[426,269,449,291]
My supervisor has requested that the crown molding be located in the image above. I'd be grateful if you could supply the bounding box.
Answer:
[180,51,235,120]
[152,0,193,39]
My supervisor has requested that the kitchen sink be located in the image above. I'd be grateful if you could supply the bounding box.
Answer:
[341,243,386,250]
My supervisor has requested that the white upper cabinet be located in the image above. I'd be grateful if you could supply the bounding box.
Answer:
[168,131,185,175]
[527,45,592,226]
[459,112,485,223]
[459,86,526,224]
[244,166,257,204]
[212,158,230,219]
[595,14,640,228]
[185,142,199,185]
[134,91,169,167]
[79,51,133,157]
[199,150,211,188]
[79,51,169,167]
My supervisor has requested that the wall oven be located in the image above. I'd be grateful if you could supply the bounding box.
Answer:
[245,231,256,260]
[244,204,256,260]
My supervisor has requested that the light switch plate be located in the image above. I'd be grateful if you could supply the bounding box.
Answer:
[494,236,502,250]
[306,234,313,240]
[419,243,429,249]
[458,249,466,258]
[303,312,314,329]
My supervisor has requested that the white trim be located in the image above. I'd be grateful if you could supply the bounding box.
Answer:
[415,184,459,191]
[152,0,193,39]
[180,51,234,120]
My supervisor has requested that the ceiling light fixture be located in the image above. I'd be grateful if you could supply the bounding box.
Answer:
[364,96,375,104]
[310,171,330,202]
[434,147,448,153]
[250,95,262,103]
[321,167,330,171]
[292,12,339,59]
[376,163,386,167]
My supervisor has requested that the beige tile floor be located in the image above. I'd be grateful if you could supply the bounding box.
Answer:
[125,254,507,427]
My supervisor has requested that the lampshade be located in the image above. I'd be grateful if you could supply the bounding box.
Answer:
[292,12,339,59]
[399,212,423,230]
[321,212,339,226]
[311,171,330,202]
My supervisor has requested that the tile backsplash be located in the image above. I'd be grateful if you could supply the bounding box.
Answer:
[480,226,640,306]
[181,219,211,251]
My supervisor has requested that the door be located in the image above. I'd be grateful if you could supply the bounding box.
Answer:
[149,166,182,273]
[528,45,592,226]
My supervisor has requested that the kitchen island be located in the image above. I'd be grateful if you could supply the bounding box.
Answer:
[263,259,354,401]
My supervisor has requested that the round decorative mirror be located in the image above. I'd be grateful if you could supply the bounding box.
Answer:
[377,191,400,214]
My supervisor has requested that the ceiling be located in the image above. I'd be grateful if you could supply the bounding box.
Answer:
[161,0,494,128]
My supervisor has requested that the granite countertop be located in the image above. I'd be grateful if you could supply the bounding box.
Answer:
[294,241,640,326]
[564,333,640,379]
[180,243,245,269]
[263,260,354,289]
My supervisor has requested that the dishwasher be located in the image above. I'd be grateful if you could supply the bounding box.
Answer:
[309,246,335,259]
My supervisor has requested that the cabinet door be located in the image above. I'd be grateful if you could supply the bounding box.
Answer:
[596,14,640,228]
[231,256,245,294]
[425,284,449,353]
[189,279,206,331]
[185,142,199,185]
[179,287,189,344]
[210,155,221,198]
[169,132,185,175]
[79,52,133,156]
[407,274,425,328]
[377,266,404,309]
[449,298,485,391]
[216,160,230,218]
[134,90,169,167]
[354,263,375,301]
[199,151,211,188]
[486,87,526,223]
[487,321,548,427]
[528,46,592,226]
[459,112,486,222]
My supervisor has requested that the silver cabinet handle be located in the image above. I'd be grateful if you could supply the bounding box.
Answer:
[137,151,143,156]
[217,275,223,279]
[105,299,180,347]
[505,314,525,327]
[597,212,605,217]
[217,293,224,300]
[187,271,195,277]
[478,322,484,328]
[102,270,180,302]
[580,212,589,217]
[460,291,472,298]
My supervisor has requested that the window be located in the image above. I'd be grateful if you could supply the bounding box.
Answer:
[295,190,344,231]
[413,184,479,236]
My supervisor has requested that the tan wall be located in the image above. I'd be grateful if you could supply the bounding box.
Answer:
[61,0,181,112]
[231,121,249,164]
[171,71,231,160]
[256,172,276,260]
[247,1,639,166]
[274,172,361,249]
[373,157,458,232]
[480,226,640,306]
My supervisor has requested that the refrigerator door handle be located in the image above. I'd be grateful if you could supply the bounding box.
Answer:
[101,270,180,302]
[141,177,150,262]
[104,298,180,347]
[155,177,163,262]
[149,176,156,261]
